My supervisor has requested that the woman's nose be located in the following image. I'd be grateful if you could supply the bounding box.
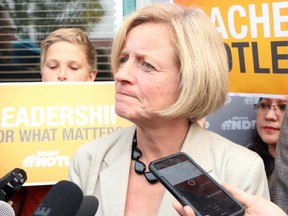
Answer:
[264,108,278,120]
[114,60,135,83]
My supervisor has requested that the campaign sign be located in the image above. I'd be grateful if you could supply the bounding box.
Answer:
[175,0,288,95]
[0,82,132,185]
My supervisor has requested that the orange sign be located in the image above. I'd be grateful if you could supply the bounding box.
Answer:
[0,82,132,185]
[174,0,288,95]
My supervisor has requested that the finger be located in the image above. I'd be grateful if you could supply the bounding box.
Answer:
[173,200,186,215]
[222,182,251,208]
[173,201,196,216]
[183,205,196,216]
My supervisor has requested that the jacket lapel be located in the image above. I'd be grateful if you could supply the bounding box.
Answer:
[99,126,135,216]
[182,123,214,176]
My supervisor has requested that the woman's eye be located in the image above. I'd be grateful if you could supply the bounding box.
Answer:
[278,104,286,111]
[143,62,152,68]
[259,103,269,109]
[142,61,155,71]
[119,57,128,63]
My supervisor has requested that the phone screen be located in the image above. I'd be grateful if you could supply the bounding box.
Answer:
[151,153,244,216]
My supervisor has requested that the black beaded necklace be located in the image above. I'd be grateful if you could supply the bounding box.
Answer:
[131,132,158,184]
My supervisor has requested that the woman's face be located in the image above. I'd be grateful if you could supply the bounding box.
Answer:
[114,23,180,124]
[42,41,96,82]
[256,98,287,157]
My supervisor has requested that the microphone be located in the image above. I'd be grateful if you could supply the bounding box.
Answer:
[32,180,83,216]
[0,200,15,216]
[76,195,99,216]
[0,168,27,202]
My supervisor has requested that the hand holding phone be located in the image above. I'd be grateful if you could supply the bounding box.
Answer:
[149,152,244,216]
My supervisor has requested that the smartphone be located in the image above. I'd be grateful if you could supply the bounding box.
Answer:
[149,152,244,216]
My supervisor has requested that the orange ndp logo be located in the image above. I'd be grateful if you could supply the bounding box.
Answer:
[174,0,288,95]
